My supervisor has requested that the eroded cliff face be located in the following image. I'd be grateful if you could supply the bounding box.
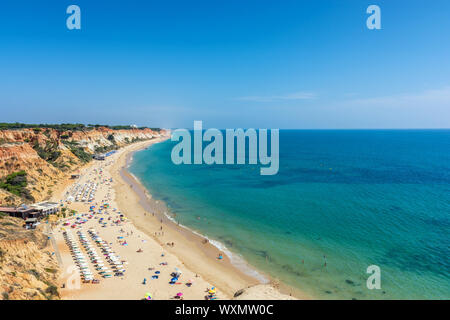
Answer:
[0,143,64,204]
[0,216,60,300]
[67,127,157,152]
[0,127,161,206]
[0,127,157,149]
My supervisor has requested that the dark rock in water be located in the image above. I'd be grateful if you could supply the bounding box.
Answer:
[345,279,355,285]
[234,289,244,298]
[325,291,332,294]
[280,264,302,277]
[352,298,357,300]
[224,239,233,247]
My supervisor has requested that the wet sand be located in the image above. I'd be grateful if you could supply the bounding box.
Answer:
[113,139,308,299]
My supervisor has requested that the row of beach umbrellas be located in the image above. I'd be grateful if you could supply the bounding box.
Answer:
[63,231,94,281]
[88,228,126,276]
[77,230,110,279]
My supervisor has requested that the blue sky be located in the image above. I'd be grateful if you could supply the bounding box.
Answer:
[0,0,449,129]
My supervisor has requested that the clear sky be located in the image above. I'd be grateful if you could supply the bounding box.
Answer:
[0,0,449,129]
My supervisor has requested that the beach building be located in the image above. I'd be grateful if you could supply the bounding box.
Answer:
[93,150,116,160]
[93,154,106,160]
[0,202,58,219]
[30,201,60,216]
[0,204,38,219]
[105,150,117,157]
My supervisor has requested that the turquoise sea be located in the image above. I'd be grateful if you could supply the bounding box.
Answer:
[129,130,450,299]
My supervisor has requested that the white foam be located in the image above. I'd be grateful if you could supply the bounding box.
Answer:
[126,143,270,284]
[162,211,269,284]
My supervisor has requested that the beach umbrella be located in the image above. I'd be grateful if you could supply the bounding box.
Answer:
[145,293,152,300]
[176,292,183,297]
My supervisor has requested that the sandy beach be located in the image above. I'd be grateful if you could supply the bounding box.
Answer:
[50,137,301,300]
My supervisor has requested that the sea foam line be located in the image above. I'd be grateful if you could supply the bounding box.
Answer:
[126,156,269,284]
[162,207,269,284]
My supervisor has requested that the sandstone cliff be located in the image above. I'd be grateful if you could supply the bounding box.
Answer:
[0,127,162,206]
[0,215,60,300]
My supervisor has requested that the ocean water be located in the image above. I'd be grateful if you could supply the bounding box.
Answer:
[129,130,450,299]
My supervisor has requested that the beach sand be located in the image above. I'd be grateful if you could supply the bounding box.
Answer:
[52,138,302,300]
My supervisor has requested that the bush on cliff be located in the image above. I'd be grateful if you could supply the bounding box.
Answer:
[32,141,61,164]
[0,171,34,201]
[69,146,91,163]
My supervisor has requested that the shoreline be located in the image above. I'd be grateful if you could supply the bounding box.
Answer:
[116,138,311,300]
[54,137,232,299]
[50,137,306,299]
